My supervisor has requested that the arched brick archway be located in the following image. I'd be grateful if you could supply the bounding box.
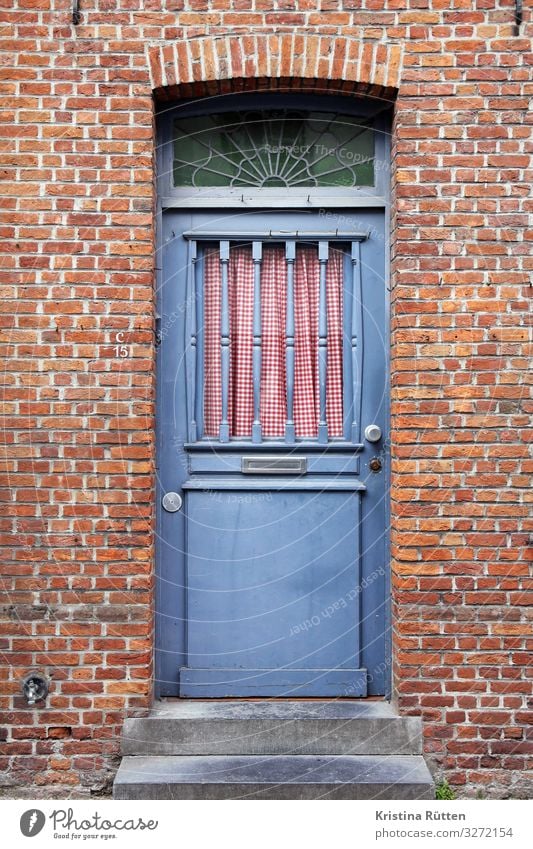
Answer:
[147,34,403,100]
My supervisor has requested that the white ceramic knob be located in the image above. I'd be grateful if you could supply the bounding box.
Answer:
[364,424,382,443]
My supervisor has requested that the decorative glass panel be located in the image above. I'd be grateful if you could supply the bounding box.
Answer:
[173,111,374,188]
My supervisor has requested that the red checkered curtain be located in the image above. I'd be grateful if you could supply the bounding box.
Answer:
[203,243,343,439]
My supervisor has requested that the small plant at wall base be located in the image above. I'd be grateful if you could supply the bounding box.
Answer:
[435,779,456,801]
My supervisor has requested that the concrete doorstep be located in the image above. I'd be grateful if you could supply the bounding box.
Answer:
[113,701,434,800]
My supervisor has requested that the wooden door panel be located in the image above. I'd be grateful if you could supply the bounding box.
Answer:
[181,488,366,697]
[156,208,388,697]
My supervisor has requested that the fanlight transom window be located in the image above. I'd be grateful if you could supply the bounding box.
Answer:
[173,110,375,189]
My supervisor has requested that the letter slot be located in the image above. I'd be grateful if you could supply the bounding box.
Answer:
[242,456,307,475]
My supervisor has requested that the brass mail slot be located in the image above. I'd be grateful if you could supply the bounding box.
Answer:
[242,456,307,475]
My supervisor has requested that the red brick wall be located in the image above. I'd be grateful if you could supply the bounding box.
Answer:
[1,2,531,798]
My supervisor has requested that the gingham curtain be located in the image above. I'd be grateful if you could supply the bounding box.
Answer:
[204,244,343,438]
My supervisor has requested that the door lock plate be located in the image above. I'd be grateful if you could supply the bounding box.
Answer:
[369,457,382,473]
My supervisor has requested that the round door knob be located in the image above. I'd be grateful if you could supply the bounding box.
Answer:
[364,424,382,443]
[162,491,183,513]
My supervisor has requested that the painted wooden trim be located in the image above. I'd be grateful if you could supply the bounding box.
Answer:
[351,240,364,443]
[251,241,263,444]
[188,452,360,474]
[317,240,329,444]
[194,253,203,436]
[285,240,296,443]
[185,440,364,452]
[179,667,368,698]
[183,229,368,241]
[157,92,390,121]
[162,194,388,209]
[185,240,198,443]
[182,476,366,491]
[219,240,230,443]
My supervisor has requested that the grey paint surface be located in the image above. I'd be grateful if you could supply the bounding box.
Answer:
[157,207,389,698]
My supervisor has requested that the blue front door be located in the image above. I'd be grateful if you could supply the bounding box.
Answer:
[156,208,388,697]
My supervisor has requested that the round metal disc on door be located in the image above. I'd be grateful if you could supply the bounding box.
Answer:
[162,492,183,513]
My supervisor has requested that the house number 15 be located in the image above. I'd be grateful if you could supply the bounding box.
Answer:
[114,332,131,358]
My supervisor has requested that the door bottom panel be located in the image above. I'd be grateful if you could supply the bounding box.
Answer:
[179,668,368,698]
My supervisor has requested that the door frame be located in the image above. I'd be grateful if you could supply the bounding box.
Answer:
[154,93,392,700]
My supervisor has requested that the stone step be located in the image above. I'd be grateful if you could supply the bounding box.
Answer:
[113,754,434,800]
[121,700,423,756]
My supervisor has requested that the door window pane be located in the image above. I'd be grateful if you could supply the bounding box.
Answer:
[203,243,343,439]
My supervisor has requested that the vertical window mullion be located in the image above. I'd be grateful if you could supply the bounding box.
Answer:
[252,241,263,443]
[219,240,230,443]
[186,240,198,442]
[351,240,363,444]
[196,248,205,438]
[317,240,329,444]
[285,240,296,443]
